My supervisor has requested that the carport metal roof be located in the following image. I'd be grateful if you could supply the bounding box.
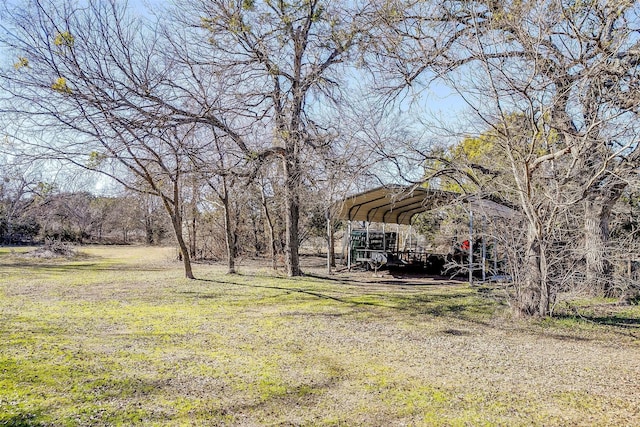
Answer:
[336,185,515,225]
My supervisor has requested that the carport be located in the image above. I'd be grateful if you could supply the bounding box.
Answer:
[331,185,516,282]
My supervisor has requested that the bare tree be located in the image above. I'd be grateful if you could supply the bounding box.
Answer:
[0,0,222,278]
[199,134,243,274]
[377,0,640,315]
[173,0,377,276]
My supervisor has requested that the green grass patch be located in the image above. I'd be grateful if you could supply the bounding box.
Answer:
[1,245,639,425]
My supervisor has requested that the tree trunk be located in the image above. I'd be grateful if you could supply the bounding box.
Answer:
[584,199,608,291]
[584,183,626,295]
[221,177,236,274]
[223,201,236,274]
[538,241,551,317]
[171,214,195,279]
[189,178,198,259]
[251,213,261,257]
[326,216,335,273]
[160,186,194,280]
[260,184,278,270]
[517,222,550,317]
[283,154,301,277]
[329,220,336,268]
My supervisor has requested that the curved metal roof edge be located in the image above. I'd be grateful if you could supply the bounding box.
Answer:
[335,185,461,225]
[335,185,517,225]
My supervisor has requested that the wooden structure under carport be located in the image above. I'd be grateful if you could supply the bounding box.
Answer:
[331,185,516,282]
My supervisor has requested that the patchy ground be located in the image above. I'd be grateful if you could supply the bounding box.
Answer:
[1,246,639,426]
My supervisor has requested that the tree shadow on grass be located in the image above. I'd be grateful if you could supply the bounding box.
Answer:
[536,313,640,342]
[280,272,358,287]
[387,292,502,327]
[191,277,499,326]
[0,261,166,273]
[538,332,595,343]
[192,278,381,307]
[554,313,640,329]
[1,411,46,427]
[304,271,465,288]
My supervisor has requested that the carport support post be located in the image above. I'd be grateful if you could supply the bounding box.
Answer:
[469,210,473,285]
[492,218,498,274]
[366,221,370,249]
[482,215,486,282]
[347,221,352,270]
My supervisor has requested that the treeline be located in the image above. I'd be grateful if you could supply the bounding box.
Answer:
[0,183,331,260]
[0,190,168,245]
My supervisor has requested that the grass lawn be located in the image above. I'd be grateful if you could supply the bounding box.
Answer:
[1,245,639,426]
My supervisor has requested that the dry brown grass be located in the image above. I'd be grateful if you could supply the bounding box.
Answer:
[1,246,639,426]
